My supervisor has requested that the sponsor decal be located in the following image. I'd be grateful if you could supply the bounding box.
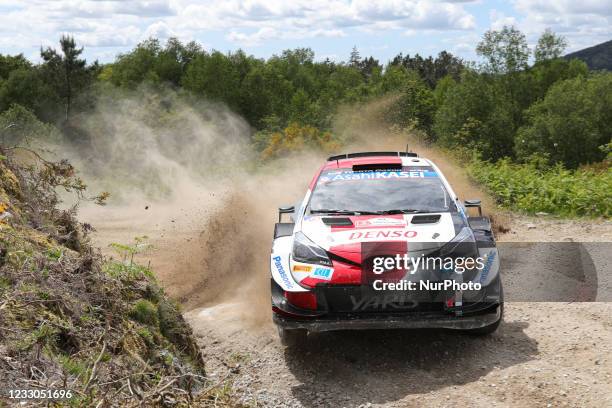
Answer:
[319,170,437,182]
[350,294,419,311]
[347,229,417,240]
[355,217,406,228]
[272,255,293,289]
[311,267,333,281]
[479,250,496,284]
[293,265,313,272]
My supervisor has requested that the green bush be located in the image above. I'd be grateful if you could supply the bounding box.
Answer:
[433,72,516,160]
[130,299,159,326]
[515,73,612,168]
[469,159,611,217]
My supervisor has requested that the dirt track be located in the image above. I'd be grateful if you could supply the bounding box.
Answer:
[79,107,612,407]
[185,302,612,408]
[81,183,612,408]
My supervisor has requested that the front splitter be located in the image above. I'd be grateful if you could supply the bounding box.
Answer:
[273,305,501,332]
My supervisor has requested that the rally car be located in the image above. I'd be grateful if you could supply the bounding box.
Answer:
[270,151,503,345]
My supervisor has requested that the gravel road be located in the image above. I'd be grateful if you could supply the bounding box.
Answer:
[186,301,612,408]
[182,217,612,408]
[82,199,612,407]
[80,124,612,406]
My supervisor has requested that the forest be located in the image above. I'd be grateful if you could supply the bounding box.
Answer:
[0,26,610,216]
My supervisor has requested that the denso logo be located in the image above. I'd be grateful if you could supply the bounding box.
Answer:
[348,229,418,240]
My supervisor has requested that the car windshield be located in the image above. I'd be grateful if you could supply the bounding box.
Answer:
[309,168,455,214]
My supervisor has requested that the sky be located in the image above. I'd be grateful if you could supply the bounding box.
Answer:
[0,0,610,64]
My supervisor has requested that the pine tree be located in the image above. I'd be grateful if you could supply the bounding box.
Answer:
[40,35,94,122]
[349,46,361,67]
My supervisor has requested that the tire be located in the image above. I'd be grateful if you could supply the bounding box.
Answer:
[277,327,307,347]
[464,303,503,336]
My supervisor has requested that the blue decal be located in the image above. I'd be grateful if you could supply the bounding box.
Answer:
[312,267,332,280]
[479,251,496,284]
[273,256,293,289]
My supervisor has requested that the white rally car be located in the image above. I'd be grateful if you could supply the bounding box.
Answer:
[271,151,502,345]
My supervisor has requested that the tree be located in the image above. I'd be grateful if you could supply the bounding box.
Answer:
[359,56,381,79]
[433,72,515,159]
[0,54,31,80]
[0,103,61,146]
[432,75,456,108]
[515,74,612,168]
[390,51,463,87]
[349,46,361,67]
[0,68,57,118]
[476,26,530,73]
[40,35,96,121]
[259,122,339,160]
[107,38,163,87]
[182,51,241,109]
[381,65,414,92]
[288,88,321,126]
[534,29,567,62]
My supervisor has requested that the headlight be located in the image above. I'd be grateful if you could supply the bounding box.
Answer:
[437,227,480,278]
[439,227,476,257]
[292,232,332,266]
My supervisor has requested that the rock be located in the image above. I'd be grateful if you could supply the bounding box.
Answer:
[536,212,549,216]
[0,210,12,221]
[527,223,537,230]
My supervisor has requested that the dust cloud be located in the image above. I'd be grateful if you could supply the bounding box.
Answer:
[73,90,496,328]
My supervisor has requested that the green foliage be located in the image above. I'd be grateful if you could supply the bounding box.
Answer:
[529,58,588,101]
[432,75,456,108]
[0,29,609,190]
[0,103,61,145]
[476,25,530,73]
[0,156,205,402]
[105,236,154,280]
[600,141,612,162]
[58,354,89,377]
[434,27,600,168]
[0,54,31,79]
[387,73,435,133]
[0,69,57,117]
[182,50,242,109]
[40,35,98,122]
[137,327,157,347]
[257,122,341,160]
[17,322,59,351]
[433,72,515,159]
[515,74,612,168]
[469,158,611,217]
[535,29,568,62]
[389,51,464,88]
[130,299,159,326]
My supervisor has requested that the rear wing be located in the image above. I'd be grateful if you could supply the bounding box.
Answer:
[327,151,418,161]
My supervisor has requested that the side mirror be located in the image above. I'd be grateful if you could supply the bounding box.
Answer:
[464,199,482,216]
[278,205,295,222]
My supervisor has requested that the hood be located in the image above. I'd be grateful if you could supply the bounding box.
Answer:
[290,212,464,287]
[300,213,459,261]
[301,213,457,247]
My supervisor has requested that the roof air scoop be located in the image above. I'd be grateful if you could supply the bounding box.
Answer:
[411,214,441,224]
[352,163,403,171]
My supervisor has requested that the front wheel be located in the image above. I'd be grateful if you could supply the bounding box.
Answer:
[277,327,307,347]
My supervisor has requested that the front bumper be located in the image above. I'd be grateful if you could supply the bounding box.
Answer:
[273,303,502,332]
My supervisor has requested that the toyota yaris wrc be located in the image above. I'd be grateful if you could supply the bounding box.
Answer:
[271,151,502,345]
